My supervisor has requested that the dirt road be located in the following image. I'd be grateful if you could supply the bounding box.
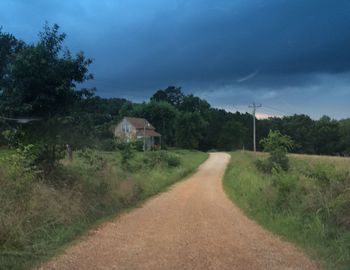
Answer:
[41,153,318,270]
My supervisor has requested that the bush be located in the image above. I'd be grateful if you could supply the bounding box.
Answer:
[256,130,293,173]
[255,158,273,173]
[271,171,298,208]
[0,146,40,194]
[269,149,290,171]
[142,151,181,168]
[2,129,24,148]
[77,149,107,171]
[98,139,117,151]
[132,140,144,152]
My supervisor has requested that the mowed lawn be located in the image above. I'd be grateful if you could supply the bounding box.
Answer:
[224,151,350,270]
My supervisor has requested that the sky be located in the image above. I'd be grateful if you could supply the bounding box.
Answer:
[1,0,350,119]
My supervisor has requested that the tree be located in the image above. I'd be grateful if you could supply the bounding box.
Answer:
[257,130,294,172]
[175,112,207,149]
[0,24,94,173]
[150,86,184,107]
[179,95,210,117]
[217,120,248,150]
[280,114,315,154]
[140,101,178,146]
[314,116,340,155]
[338,119,350,155]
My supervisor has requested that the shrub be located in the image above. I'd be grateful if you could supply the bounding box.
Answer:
[142,151,181,168]
[132,140,144,152]
[255,159,270,173]
[2,129,24,148]
[269,149,290,171]
[77,149,107,171]
[98,138,117,151]
[166,154,181,167]
[256,130,293,173]
[0,146,40,194]
[115,141,135,169]
[271,171,298,209]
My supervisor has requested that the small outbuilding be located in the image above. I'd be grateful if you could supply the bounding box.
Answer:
[113,117,161,150]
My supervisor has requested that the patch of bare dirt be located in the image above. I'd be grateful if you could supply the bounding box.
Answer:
[39,153,318,270]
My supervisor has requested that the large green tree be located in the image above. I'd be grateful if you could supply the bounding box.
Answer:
[314,116,340,155]
[140,101,178,146]
[150,86,184,108]
[0,24,94,171]
[175,112,207,149]
[217,120,248,150]
[338,119,350,155]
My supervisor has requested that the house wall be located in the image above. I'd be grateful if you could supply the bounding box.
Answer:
[114,118,137,141]
[114,118,158,150]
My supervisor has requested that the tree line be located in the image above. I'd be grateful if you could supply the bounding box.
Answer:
[1,24,349,173]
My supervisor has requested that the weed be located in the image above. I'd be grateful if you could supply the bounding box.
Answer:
[224,151,350,269]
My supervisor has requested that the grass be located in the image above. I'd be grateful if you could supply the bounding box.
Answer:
[223,151,350,270]
[0,149,208,270]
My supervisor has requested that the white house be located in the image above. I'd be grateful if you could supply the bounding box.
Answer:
[113,117,161,150]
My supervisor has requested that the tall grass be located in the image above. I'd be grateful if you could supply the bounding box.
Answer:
[223,151,350,270]
[0,149,208,270]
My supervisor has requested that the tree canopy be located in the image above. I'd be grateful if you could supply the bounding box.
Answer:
[1,23,349,165]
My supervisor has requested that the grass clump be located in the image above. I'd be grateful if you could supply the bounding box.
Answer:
[0,148,208,270]
[224,151,350,269]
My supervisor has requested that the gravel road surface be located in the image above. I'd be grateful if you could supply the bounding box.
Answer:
[40,153,318,270]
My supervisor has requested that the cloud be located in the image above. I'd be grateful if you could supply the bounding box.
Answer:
[195,71,350,120]
[237,71,259,83]
[1,0,350,118]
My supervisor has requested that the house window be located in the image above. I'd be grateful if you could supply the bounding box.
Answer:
[123,123,128,133]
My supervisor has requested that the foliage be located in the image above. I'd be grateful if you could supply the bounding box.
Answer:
[338,119,350,156]
[138,101,178,146]
[224,152,350,270]
[2,129,24,148]
[150,86,184,107]
[115,140,135,169]
[260,130,294,153]
[175,112,207,149]
[256,130,294,172]
[77,149,107,171]
[217,120,248,150]
[0,149,207,270]
[1,21,350,158]
[0,23,94,173]
[314,116,340,155]
[142,151,181,168]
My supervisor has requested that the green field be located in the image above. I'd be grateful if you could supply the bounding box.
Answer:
[0,149,208,270]
[224,151,350,270]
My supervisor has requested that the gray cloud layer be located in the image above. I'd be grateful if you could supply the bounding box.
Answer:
[1,0,350,118]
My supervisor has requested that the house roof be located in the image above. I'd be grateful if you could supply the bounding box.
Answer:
[136,129,161,137]
[124,117,155,130]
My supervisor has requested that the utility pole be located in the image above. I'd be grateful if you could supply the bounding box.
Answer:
[248,102,262,153]
[143,119,146,152]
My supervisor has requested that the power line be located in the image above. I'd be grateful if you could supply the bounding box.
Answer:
[0,116,41,124]
[263,105,288,115]
[248,102,262,153]
[263,105,295,116]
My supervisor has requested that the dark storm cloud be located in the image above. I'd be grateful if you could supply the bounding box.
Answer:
[1,0,350,118]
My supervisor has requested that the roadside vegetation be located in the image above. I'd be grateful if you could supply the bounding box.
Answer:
[1,22,350,270]
[0,148,207,270]
[224,134,350,269]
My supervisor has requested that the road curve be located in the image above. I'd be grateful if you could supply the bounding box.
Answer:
[40,153,318,270]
